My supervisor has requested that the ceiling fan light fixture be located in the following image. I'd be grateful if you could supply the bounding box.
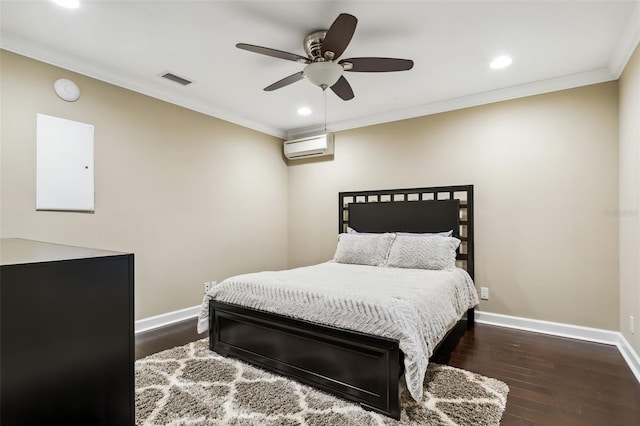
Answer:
[303,62,343,89]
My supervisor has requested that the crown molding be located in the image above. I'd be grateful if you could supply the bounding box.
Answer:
[312,67,616,136]
[608,0,640,78]
[2,29,624,139]
[0,31,287,139]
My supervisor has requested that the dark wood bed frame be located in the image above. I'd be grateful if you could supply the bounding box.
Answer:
[209,185,475,419]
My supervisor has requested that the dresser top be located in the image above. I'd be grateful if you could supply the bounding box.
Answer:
[0,238,130,266]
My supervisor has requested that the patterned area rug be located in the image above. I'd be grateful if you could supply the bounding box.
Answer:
[136,339,508,425]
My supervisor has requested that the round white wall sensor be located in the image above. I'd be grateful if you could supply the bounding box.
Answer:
[54,78,80,102]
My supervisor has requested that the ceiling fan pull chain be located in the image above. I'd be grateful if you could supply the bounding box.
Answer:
[324,89,328,132]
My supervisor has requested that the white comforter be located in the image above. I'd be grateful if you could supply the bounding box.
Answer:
[196,262,478,401]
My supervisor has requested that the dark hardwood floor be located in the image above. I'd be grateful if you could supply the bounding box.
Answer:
[136,319,640,425]
[135,319,202,360]
[449,325,640,426]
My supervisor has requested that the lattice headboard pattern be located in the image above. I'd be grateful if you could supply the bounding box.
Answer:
[338,185,474,280]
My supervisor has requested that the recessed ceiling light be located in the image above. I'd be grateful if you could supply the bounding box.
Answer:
[51,0,80,9]
[297,107,312,116]
[490,55,512,70]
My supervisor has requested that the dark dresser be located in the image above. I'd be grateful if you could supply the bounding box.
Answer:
[0,238,134,426]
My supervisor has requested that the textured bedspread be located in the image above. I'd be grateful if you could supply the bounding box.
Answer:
[196,262,478,401]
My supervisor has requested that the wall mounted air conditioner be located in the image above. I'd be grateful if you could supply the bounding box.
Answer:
[284,133,334,160]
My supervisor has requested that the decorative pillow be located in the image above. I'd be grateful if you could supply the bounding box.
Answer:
[333,233,396,266]
[396,230,453,237]
[386,235,460,270]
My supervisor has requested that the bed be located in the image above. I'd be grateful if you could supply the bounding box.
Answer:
[197,185,477,419]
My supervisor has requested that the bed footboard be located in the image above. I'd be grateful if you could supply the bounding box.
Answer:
[209,301,402,419]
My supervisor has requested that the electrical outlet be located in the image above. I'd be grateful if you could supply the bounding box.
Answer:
[480,287,489,300]
[631,316,635,334]
[204,281,216,294]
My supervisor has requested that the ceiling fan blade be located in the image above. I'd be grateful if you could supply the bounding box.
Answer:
[322,13,357,60]
[264,71,305,91]
[236,43,310,64]
[330,76,354,101]
[341,57,414,72]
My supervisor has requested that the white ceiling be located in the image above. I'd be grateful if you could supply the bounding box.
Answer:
[1,1,639,139]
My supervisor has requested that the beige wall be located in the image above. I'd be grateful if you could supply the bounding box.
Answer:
[0,49,626,336]
[288,82,620,330]
[619,42,640,354]
[0,50,289,319]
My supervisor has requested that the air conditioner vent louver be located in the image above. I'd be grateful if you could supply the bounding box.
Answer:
[160,72,193,86]
[284,134,334,160]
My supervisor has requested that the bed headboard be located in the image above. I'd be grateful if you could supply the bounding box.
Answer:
[339,185,474,279]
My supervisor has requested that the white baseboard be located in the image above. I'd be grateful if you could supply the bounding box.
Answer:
[133,306,640,384]
[476,310,640,384]
[475,311,620,344]
[617,334,640,384]
[135,305,200,334]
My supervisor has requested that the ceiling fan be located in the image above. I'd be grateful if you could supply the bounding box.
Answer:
[236,13,414,101]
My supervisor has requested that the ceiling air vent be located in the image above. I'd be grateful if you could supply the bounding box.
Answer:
[160,72,193,86]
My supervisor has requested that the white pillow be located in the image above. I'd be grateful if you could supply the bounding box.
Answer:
[386,235,460,270]
[333,233,396,266]
[349,227,453,237]
[396,230,453,237]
